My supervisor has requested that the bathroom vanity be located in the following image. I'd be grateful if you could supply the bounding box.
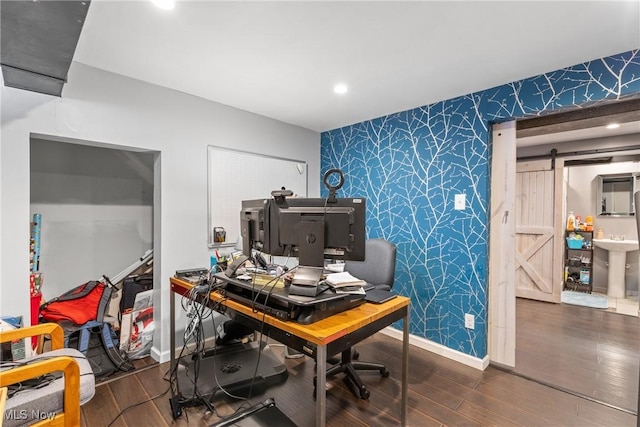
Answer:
[593,237,639,298]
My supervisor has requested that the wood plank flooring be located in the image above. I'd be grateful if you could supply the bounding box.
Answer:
[515,297,640,413]
[82,329,637,426]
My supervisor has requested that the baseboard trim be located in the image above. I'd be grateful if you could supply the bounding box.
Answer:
[150,346,167,363]
[380,327,489,371]
[152,335,219,364]
[154,327,489,370]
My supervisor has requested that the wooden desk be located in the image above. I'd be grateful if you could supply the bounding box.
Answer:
[170,277,410,427]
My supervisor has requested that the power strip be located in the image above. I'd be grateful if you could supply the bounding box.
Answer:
[175,267,208,277]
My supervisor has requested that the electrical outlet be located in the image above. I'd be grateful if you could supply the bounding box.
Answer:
[464,313,475,329]
[454,194,466,210]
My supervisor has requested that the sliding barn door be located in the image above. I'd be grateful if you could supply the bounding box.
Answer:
[515,159,564,303]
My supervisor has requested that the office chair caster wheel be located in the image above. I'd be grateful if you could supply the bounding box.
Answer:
[380,368,390,378]
[359,386,370,400]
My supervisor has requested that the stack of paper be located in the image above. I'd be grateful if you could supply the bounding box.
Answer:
[325,262,345,273]
[325,272,366,295]
[325,272,365,287]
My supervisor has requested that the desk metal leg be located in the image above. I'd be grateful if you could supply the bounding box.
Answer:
[401,308,409,426]
[316,344,327,427]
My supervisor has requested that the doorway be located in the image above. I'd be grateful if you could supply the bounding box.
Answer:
[561,160,640,318]
[30,135,159,376]
[489,102,640,413]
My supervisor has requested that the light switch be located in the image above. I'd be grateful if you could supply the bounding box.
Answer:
[464,313,475,329]
[455,194,466,210]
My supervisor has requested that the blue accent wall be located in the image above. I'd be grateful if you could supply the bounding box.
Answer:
[321,50,640,358]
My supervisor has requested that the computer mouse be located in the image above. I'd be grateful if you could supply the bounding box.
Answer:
[296,307,314,324]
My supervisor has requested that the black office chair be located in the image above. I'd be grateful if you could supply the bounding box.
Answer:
[315,238,397,399]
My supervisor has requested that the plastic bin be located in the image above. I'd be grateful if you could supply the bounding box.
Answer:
[566,238,583,249]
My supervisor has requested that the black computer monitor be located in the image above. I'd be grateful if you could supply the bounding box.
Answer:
[240,195,366,267]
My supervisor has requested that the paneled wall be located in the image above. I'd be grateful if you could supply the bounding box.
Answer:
[321,50,640,358]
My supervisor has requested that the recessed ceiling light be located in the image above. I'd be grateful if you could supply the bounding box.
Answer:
[606,123,620,129]
[151,0,175,10]
[333,84,348,95]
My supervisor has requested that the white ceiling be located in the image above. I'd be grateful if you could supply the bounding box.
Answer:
[74,0,640,133]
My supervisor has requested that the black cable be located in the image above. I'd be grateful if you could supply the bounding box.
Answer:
[184,285,210,403]
[167,326,198,412]
[2,353,94,398]
[106,384,171,427]
[171,267,290,423]
[214,271,278,399]
[176,292,241,418]
[249,265,294,312]
[166,277,228,419]
[205,267,288,423]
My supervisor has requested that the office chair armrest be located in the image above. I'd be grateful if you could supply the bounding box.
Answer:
[0,323,65,351]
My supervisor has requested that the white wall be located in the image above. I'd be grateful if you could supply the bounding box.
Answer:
[566,161,640,293]
[1,62,320,361]
[30,140,155,300]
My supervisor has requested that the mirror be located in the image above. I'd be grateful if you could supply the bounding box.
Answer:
[596,173,637,216]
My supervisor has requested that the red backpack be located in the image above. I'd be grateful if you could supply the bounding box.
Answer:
[40,281,111,325]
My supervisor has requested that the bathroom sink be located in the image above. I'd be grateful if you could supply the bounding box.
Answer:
[593,239,639,252]
[593,239,639,298]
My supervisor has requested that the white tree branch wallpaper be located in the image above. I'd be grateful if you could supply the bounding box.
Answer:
[321,49,640,358]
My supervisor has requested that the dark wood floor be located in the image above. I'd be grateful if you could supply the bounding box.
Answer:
[514,297,640,413]
[81,331,637,426]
